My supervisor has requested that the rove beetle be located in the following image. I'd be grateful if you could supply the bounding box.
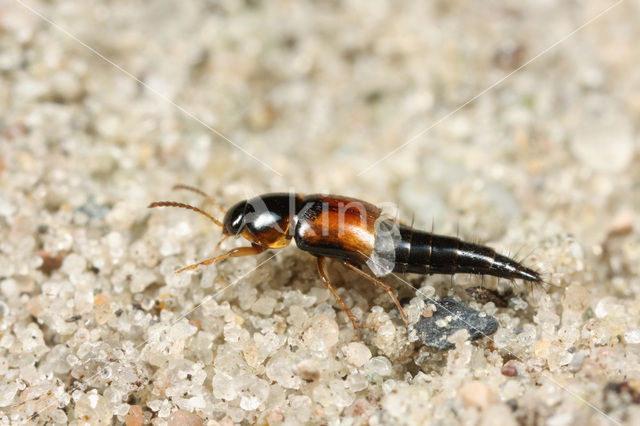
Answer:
[149,185,541,339]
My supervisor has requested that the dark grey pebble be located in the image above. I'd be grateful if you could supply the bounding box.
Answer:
[412,297,499,350]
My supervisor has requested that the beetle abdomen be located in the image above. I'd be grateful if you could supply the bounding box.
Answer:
[392,225,540,282]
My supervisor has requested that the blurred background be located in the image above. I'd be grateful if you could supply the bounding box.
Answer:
[3,0,638,244]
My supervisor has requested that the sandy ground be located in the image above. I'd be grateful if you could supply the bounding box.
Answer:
[1,0,639,424]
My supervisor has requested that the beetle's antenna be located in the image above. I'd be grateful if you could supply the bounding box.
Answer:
[172,184,227,214]
[148,201,223,227]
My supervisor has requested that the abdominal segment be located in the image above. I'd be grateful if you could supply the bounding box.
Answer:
[388,225,540,282]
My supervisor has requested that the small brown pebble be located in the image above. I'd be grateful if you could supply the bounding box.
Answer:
[124,405,143,426]
[38,250,67,275]
[501,363,518,377]
[168,409,204,426]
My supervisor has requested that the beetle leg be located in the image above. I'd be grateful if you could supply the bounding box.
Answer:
[342,261,408,324]
[316,256,360,341]
[176,245,267,273]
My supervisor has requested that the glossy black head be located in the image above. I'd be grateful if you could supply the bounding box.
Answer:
[222,193,304,248]
[222,200,248,236]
